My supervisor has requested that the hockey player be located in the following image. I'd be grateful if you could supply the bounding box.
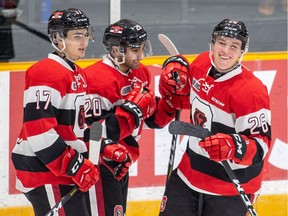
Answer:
[11,8,99,216]
[84,19,190,216]
[159,19,271,216]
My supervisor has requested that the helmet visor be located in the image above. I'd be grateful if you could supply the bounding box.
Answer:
[49,26,95,43]
[143,40,153,57]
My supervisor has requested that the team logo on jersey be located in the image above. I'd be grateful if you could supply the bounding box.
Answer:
[202,82,214,95]
[192,78,201,92]
[193,108,207,127]
[159,196,167,212]
[129,77,148,90]
[121,85,131,96]
[72,82,77,90]
[72,74,87,90]
[114,205,123,216]
[192,78,214,95]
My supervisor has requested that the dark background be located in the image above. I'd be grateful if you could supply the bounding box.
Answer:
[1,0,287,62]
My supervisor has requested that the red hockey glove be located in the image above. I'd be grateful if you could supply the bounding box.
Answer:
[101,138,130,162]
[120,86,156,127]
[161,94,190,110]
[127,86,156,119]
[61,147,99,192]
[159,55,190,110]
[198,133,248,163]
[113,154,132,180]
[100,138,132,180]
[159,55,190,96]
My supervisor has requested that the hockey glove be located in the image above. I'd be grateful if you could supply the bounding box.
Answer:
[113,154,132,181]
[120,86,156,127]
[160,55,190,96]
[199,133,249,163]
[101,138,130,162]
[61,146,99,192]
[100,138,132,180]
[160,94,190,111]
[159,55,190,110]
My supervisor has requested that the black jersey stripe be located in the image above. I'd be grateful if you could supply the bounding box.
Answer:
[187,148,263,184]
[12,153,50,172]
[24,102,76,126]
[35,136,67,164]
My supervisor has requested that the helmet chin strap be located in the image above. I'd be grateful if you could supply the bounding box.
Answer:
[108,46,125,68]
[209,43,244,73]
[52,37,66,53]
[52,39,78,63]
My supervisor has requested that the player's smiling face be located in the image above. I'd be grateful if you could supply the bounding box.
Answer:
[123,44,145,70]
[212,36,243,72]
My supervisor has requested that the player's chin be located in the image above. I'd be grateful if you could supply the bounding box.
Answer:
[131,62,140,69]
[78,51,86,58]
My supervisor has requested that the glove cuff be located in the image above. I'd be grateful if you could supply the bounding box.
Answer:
[230,134,247,160]
[162,55,190,70]
[100,138,116,153]
[119,100,142,128]
[158,98,176,117]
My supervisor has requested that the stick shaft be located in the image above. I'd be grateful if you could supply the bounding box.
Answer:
[166,110,180,182]
[44,186,79,216]
[221,161,258,216]
[45,122,102,216]
[168,120,258,215]
[12,20,50,42]
[158,34,180,183]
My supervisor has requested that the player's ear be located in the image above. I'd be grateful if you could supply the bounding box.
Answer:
[112,46,119,54]
[239,49,244,58]
[111,46,121,58]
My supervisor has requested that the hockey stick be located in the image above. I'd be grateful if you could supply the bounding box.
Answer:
[45,121,102,216]
[158,34,179,56]
[158,34,181,182]
[168,121,258,216]
[12,20,50,42]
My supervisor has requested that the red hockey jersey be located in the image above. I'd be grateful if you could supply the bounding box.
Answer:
[84,56,175,162]
[178,52,271,195]
[12,54,88,191]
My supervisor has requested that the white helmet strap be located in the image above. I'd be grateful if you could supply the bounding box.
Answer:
[108,46,125,67]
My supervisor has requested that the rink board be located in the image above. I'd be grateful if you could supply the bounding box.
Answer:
[0,52,287,215]
[0,193,287,216]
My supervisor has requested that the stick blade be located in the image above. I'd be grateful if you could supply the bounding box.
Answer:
[168,121,212,139]
[158,34,179,55]
[90,121,102,141]
[89,121,103,164]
